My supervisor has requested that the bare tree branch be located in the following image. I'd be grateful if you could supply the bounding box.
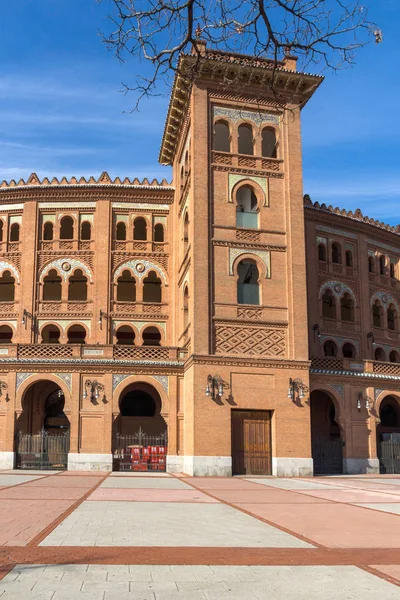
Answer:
[98,0,379,109]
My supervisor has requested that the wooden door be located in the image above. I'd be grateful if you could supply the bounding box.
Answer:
[232,410,272,475]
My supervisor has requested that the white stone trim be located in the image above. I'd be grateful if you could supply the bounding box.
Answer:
[0,451,15,469]
[166,455,184,473]
[183,455,232,477]
[343,458,379,475]
[68,453,112,472]
[272,458,313,477]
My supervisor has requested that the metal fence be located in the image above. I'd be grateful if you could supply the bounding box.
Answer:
[378,437,400,474]
[15,429,70,470]
[312,436,343,475]
[112,428,167,472]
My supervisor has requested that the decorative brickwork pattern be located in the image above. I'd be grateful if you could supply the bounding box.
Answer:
[237,307,263,319]
[17,345,74,359]
[373,362,400,376]
[215,324,286,356]
[113,346,170,361]
[236,230,261,242]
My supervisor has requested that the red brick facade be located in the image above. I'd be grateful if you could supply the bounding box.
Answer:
[0,46,398,475]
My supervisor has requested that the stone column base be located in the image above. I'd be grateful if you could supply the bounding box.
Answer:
[68,453,112,472]
[183,456,232,477]
[272,458,313,477]
[0,452,15,470]
[343,458,380,475]
[166,455,184,473]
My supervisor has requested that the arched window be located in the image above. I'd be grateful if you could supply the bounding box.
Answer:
[10,223,20,242]
[238,123,254,155]
[322,289,336,319]
[180,165,185,190]
[389,350,399,363]
[183,286,189,330]
[390,263,396,279]
[67,325,86,344]
[154,223,164,243]
[237,259,259,305]
[116,325,135,346]
[143,271,162,303]
[0,325,13,344]
[0,271,15,302]
[318,244,326,262]
[342,342,356,358]
[372,300,383,328]
[236,185,258,229]
[68,269,87,301]
[324,340,337,357]
[375,347,386,361]
[345,250,353,268]
[41,324,61,344]
[142,326,161,346]
[60,216,74,240]
[43,222,54,241]
[116,221,126,241]
[184,150,189,175]
[368,256,375,273]
[213,120,230,152]
[387,304,397,331]
[116,270,136,302]
[80,222,91,241]
[261,127,277,158]
[0,220,3,242]
[183,212,189,254]
[133,217,147,241]
[379,255,386,276]
[331,242,342,264]
[340,293,354,322]
[43,269,62,301]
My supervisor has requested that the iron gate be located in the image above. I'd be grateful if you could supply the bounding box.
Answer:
[378,435,400,474]
[312,436,343,475]
[15,429,70,470]
[113,428,167,472]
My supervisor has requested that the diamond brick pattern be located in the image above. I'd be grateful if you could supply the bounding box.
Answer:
[215,324,286,356]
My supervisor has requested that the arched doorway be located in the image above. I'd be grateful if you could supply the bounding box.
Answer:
[112,382,167,472]
[377,395,400,473]
[15,380,70,470]
[310,390,343,475]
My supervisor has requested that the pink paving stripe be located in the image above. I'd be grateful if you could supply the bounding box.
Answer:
[0,499,75,546]
[87,488,220,503]
[235,502,400,549]
[370,565,400,583]
[295,489,400,503]
[24,476,103,488]
[202,488,331,504]
[0,486,88,500]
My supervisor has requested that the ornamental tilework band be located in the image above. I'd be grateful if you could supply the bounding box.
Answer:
[213,106,279,126]
[38,319,92,334]
[316,225,357,240]
[228,173,268,205]
[114,260,167,284]
[154,216,167,226]
[115,214,129,223]
[319,280,356,301]
[55,373,72,392]
[316,236,327,245]
[112,203,170,211]
[330,384,344,399]
[153,375,168,392]
[375,388,385,402]
[42,214,56,224]
[16,373,33,390]
[229,247,270,277]
[370,291,399,313]
[113,374,130,392]
[40,258,93,282]
[320,335,360,352]
[0,261,20,282]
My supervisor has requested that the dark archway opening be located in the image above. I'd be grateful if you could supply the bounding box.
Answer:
[113,382,167,472]
[310,390,343,475]
[15,381,70,470]
[377,395,400,474]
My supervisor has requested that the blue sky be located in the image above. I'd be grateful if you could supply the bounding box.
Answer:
[0,1,398,224]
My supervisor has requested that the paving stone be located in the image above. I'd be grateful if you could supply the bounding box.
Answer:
[0,475,43,486]
[99,478,190,489]
[40,501,311,547]
[246,478,342,490]
[353,503,400,515]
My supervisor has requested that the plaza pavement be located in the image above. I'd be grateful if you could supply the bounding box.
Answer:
[0,471,399,598]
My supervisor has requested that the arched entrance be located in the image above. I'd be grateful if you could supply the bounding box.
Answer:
[112,382,167,472]
[15,380,70,470]
[310,390,343,475]
[377,395,400,473]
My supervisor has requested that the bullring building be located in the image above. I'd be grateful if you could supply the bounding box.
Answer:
[0,43,399,476]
